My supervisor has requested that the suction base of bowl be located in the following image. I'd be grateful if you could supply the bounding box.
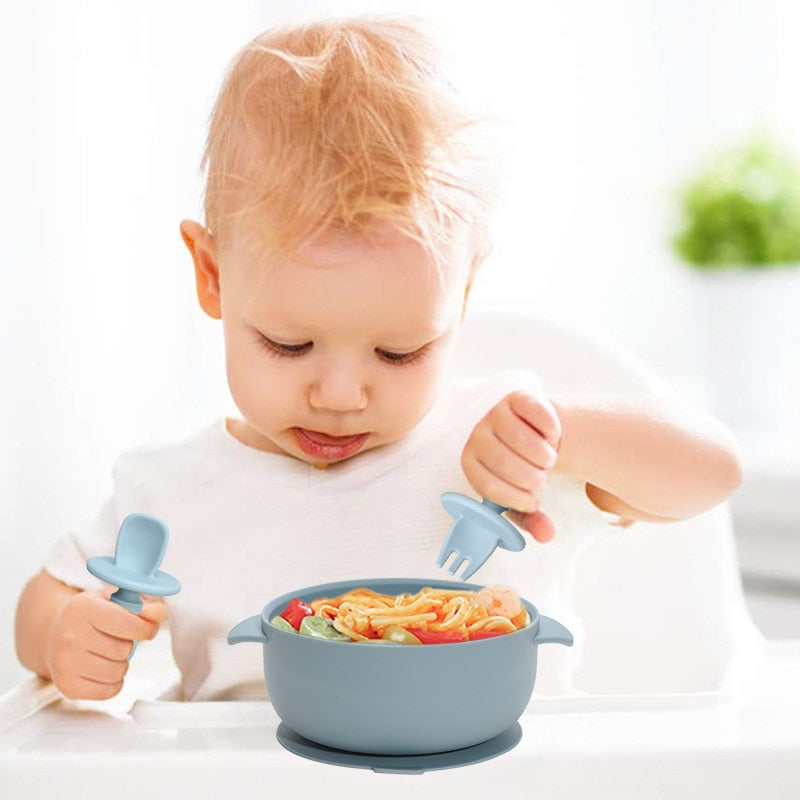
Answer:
[275,721,522,774]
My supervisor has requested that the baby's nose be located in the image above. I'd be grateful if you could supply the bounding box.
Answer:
[309,363,368,411]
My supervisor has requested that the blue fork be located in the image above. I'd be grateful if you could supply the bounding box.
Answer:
[436,492,526,581]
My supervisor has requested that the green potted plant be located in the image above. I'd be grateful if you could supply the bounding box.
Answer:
[673,136,800,268]
[671,135,800,455]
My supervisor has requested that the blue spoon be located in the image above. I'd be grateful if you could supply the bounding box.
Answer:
[437,493,526,581]
[86,513,180,658]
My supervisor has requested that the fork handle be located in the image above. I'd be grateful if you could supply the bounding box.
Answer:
[481,498,509,515]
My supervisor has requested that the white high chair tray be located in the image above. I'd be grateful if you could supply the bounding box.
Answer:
[1,637,798,800]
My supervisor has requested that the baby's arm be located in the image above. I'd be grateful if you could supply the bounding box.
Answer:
[552,395,744,523]
[15,570,166,699]
[462,390,743,538]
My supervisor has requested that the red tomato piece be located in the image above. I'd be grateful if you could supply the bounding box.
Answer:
[405,628,467,644]
[469,629,507,640]
[278,598,315,630]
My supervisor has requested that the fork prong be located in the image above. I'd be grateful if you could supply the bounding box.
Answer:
[446,555,461,575]
[458,558,481,582]
[448,555,469,577]
[436,547,456,568]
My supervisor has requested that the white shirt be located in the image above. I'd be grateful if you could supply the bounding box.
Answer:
[43,371,609,700]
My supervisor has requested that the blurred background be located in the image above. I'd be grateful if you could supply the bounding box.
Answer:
[1,0,798,691]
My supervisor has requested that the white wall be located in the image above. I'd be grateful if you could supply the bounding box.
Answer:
[2,0,798,691]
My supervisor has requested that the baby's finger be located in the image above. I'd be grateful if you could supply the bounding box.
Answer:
[462,452,541,514]
[79,650,131,685]
[470,422,549,496]
[89,596,162,642]
[141,600,168,626]
[84,624,138,662]
[57,674,125,702]
[507,391,562,449]
[491,400,559,469]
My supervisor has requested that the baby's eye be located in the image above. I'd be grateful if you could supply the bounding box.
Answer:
[259,335,313,357]
[375,345,429,365]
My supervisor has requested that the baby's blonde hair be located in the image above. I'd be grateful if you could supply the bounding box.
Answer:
[202,16,490,271]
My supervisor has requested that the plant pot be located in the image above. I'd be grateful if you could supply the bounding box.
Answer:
[690,264,800,456]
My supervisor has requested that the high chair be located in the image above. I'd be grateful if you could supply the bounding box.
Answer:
[450,312,763,696]
[1,313,797,799]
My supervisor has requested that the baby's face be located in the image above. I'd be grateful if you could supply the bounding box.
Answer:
[217,222,470,465]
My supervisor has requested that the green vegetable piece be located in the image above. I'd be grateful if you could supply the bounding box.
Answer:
[299,615,351,641]
[270,615,296,633]
[382,625,423,645]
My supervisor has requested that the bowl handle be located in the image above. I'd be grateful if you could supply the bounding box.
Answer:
[532,615,573,647]
[228,614,268,645]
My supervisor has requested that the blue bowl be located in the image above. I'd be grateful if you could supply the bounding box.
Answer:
[229,577,572,755]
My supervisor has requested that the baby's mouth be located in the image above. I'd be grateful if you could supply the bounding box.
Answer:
[291,428,370,461]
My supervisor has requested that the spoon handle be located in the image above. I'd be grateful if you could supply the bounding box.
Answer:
[109,587,143,660]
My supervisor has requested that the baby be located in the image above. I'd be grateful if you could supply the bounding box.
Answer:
[15,17,742,701]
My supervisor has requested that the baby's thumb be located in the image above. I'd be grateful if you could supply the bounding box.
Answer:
[507,509,556,543]
[140,599,169,628]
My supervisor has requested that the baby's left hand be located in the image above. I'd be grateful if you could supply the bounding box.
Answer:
[461,390,562,543]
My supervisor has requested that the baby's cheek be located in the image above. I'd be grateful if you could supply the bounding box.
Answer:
[378,375,434,439]
[228,353,286,428]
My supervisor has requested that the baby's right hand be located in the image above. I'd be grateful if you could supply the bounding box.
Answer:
[47,590,166,700]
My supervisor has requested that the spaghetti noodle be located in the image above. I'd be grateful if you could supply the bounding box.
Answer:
[309,585,529,642]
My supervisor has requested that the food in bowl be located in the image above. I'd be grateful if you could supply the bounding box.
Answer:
[271,584,530,643]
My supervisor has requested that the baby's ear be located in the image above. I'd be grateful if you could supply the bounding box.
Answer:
[461,279,473,320]
[180,220,221,319]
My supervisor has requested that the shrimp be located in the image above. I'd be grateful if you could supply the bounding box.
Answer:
[475,585,522,620]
